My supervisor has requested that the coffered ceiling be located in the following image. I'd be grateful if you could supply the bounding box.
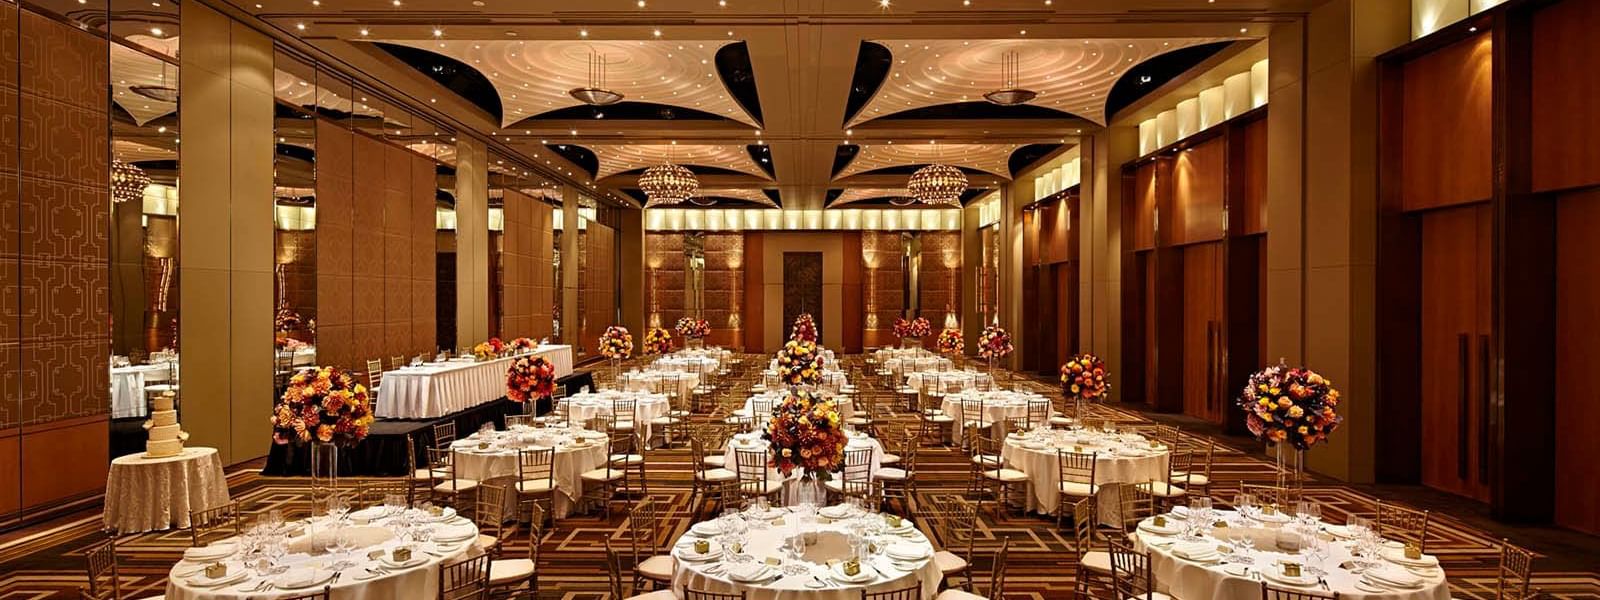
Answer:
[219,0,1311,210]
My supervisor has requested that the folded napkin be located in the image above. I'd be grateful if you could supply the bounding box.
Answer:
[886,542,929,560]
[183,543,237,561]
[273,567,325,589]
[1172,542,1219,561]
[1365,565,1424,588]
[727,563,773,582]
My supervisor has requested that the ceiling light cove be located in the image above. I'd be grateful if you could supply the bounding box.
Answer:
[376,39,757,128]
[587,143,774,180]
[834,142,1022,180]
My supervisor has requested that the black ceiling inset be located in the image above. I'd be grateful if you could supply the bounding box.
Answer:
[621,188,776,209]
[879,101,1085,121]
[514,101,725,123]
[762,189,783,207]
[716,42,764,126]
[831,144,861,178]
[851,164,989,176]
[826,186,989,208]
[545,144,599,179]
[842,42,893,125]
[825,189,844,204]
[1008,143,1063,175]
[1106,41,1235,120]
[375,42,503,121]
[747,144,775,178]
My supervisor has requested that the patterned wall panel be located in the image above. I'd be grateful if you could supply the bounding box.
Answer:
[645,233,685,331]
[918,232,963,329]
[528,200,553,340]
[702,233,743,348]
[861,231,904,348]
[498,189,533,338]
[579,223,616,357]
[782,252,823,339]
[314,119,354,372]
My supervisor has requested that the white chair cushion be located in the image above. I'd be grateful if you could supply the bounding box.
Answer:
[702,455,727,467]
[933,550,969,574]
[1049,416,1076,426]
[984,468,1029,482]
[580,468,627,482]
[928,415,956,423]
[1059,481,1100,497]
[1140,481,1187,497]
[880,453,902,465]
[626,591,676,600]
[515,479,555,494]
[846,417,872,426]
[970,454,1002,467]
[1081,550,1112,574]
[474,533,499,551]
[432,479,480,493]
[638,555,675,581]
[697,468,736,482]
[1125,594,1175,600]
[611,453,646,465]
[649,416,676,425]
[412,467,433,480]
[487,558,534,585]
[936,591,988,600]
[1172,472,1210,486]
[875,467,908,481]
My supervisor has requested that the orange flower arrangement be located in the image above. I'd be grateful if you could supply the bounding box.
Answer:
[507,355,558,403]
[1060,353,1111,400]
[271,366,373,447]
[1238,361,1343,450]
[936,328,964,355]
[763,389,848,478]
[643,327,674,355]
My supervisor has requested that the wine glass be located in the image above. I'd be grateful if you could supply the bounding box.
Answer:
[1233,492,1256,519]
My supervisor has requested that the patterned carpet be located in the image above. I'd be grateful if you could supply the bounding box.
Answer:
[2,353,1598,599]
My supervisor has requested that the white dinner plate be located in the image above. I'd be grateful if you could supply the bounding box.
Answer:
[674,543,722,562]
[727,564,777,583]
[1381,549,1440,568]
[830,562,877,583]
[1137,521,1181,537]
[1261,569,1317,588]
[183,543,238,562]
[690,522,723,537]
[886,542,929,561]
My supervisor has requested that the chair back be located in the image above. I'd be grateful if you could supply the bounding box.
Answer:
[1260,582,1341,599]
[365,359,383,390]
[627,499,662,565]
[356,478,411,507]
[1108,538,1157,600]
[81,537,120,600]
[505,414,534,429]
[1240,483,1299,511]
[684,590,748,600]
[517,447,556,487]
[1116,483,1155,532]
[604,540,628,599]
[437,554,490,600]
[432,422,457,448]
[610,398,638,427]
[734,448,770,495]
[1071,497,1099,559]
[861,583,921,600]
[959,397,987,426]
[1376,501,1431,553]
[934,496,978,560]
[1497,538,1536,600]
[189,502,242,548]
[751,397,774,418]
[475,482,514,546]
[390,356,405,370]
[1026,398,1051,429]
[839,447,876,496]
[1057,450,1098,486]
[989,536,1012,598]
[425,448,466,492]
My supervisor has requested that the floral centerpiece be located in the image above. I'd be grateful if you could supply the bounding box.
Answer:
[936,328,964,355]
[1060,353,1111,421]
[1238,360,1343,489]
[907,317,932,338]
[775,338,825,388]
[675,316,710,340]
[598,326,634,360]
[506,355,558,404]
[509,337,537,353]
[643,327,674,355]
[270,366,373,447]
[763,388,848,479]
[472,341,497,362]
[790,313,818,342]
[275,335,309,352]
[274,307,303,333]
[891,318,912,339]
[977,323,1013,359]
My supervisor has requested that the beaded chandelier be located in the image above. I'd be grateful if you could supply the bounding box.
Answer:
[638,162,699,208]
[110,159,151,204]
[906,163,967,207]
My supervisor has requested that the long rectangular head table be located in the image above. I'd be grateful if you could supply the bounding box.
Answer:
[376,345,573,419]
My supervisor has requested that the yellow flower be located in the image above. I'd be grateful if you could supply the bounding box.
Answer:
[1288,406,1304,418]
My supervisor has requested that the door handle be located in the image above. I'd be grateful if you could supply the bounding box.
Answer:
[1457,333,1470,481]
[1479,334,1490,483]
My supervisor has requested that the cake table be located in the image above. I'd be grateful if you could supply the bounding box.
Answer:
[104,447,231,534]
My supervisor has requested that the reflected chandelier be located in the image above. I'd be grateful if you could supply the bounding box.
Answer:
[983,51,1037,106]
[111,159,151,204]
[639,162,699,208]
[906,163,967,206]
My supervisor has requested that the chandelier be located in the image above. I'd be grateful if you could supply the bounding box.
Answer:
[638,162,699,207]
[983,51,1037,106]
[906,163,967,206]
[110,159,151,204]
[130,60,179,103]
[568,53,625,106]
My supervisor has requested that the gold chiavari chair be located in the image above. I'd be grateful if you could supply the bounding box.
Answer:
[273,586,333,600]
[1261,582,1340,599]
[877,428,919,515]
[930,496,979,591]
[78,537,121,600]
[355,478,412,509]
[934,535,1010,600]
[472,481,517,558]
[486,499,540,595]
[863,583,922,600]
[734,447,784,501]
[846,393,877,436]
[972,428,1027,515]
[686,590,748,600]
[504,414,535,429]
[1025,398,1051,431]
[1153,424,1181,450]
[611,426,649,494]
[628,500,676,590]
[699,423,731,469]
[605,540,677,600]
[918,392,955,446]
[550,393,571,426]
[1495,538,1537,600]
[651,394,690,448]
[1055,450,1100,528]
[1071,497,1112,596]
[1116,483,1156,534]
[433,422,458,449]
[1240,483,1299,513]
[1174,438,1215,497]
[690,437,737,520]
[824,446,879,505]
[579,434,632,519]
[405,435,431,502]
[1376,501,1432,553]
[1137,448,1189,510]
[437,554,490,600]
[958,397,993,445]
[512,447,556,524]
[365,358,384,391]
[390,355,405,370]
[189,502,242,548]
[426,448,481,518]
[1107,538,1167,600]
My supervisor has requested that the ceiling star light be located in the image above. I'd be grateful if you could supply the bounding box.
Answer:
[639,162,699,207]
[983,50,1037,106]
[568,53,624,106]
[906,163,966,206]
[111,159,151,203]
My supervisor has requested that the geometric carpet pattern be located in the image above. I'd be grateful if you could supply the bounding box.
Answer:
[2,353,1597,599]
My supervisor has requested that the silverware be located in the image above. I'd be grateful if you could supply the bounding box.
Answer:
[1319,576,1330,590]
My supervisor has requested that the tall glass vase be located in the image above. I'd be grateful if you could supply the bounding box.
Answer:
[310,442,339,507]
[1274,442,1305,494]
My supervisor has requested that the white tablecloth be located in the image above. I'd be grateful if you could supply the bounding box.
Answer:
[561,391,673,446]
[670,506,940,600]
[377,345,573,419]
[619,370,700,399]
[1000,431,1169,524]
[723,433,885,505]
[1134,513,1451,600]
[110,362,179,419]
[883,357,952,378]
[653,355,722,375]
[451,428,608,519]
[104,447,231,533]
[940,390,1046,438]
[906,371,993,394]
[758,370,848,395]
[166,510,480,600]
[736,393,856,422]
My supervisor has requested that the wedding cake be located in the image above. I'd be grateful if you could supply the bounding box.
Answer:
[143,392,190,458]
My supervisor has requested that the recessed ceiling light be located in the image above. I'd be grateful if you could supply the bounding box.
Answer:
[652,29,662,37]
[295,22,306,30]
[433,28,443,37]
[359,28,369,36]
[579,29,589,37]
[149,27,163,35]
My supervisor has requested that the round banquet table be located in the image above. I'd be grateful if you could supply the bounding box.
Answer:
[104,447,231,534]
[654,355,722,375]
[561,391,672,445]
[1132,513,1451,600]
[670,506,941,600]
[450,427,609,519]
[905,371,992,395]
[999,430,1169,525]
[723,432,885,505]
[737,393,855,421]
[166,509,480,600]
[619,370,700,399]
[939,390,1045,438]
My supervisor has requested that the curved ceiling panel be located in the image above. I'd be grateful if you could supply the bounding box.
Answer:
[833,142,1021,180]
[588,143,772,180]
[692,188,778,207]
[850,37,1234,127]
[112,43,177,126]
[831,187,910,207]
[376,39,760,128]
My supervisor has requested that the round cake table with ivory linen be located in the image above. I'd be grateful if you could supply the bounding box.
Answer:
[998,429,1169,525]
[1132,510,1451,600]
[670,503,940,600]
[449,425,609,519]
[166,506,480,600]
[104,447,231,534]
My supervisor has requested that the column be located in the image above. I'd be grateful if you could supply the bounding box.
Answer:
[1082,126,1139,383]
[619,208,645,337]
[179,3,274,464]
[998,187,1025,369]
[559,186,580,346]
[453,138,489,345]
[960,204,980,356]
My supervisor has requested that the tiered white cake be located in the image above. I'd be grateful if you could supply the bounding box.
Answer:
[143,392,189,458]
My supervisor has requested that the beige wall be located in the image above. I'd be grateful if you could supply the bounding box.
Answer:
[756,233,847,353]
[454,139,489,347]
[179,3,275,465]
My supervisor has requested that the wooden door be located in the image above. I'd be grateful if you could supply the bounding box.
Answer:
[1418,204,1492,501]
[1182,243,1226,424]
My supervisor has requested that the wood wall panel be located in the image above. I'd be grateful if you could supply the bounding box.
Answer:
[1417,203,1491,502]
[1172,138,1227,244]
[742,233,763,353]
[918,232,962,330]
[1181,243,1224,424]
[1401,33,1493,211]
[1555,189,1600,533]
[861,231,903,348]
[498,190,533,339]
[1132,163,1159,251]
[412,155,437,351]
[1531,0,1600,193]
[19,416,106,508]
[841,232,863,353]
[528,201,553,341]
[579,223,616,354]
[702,233,744,348]
[1236,117,1269,235]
